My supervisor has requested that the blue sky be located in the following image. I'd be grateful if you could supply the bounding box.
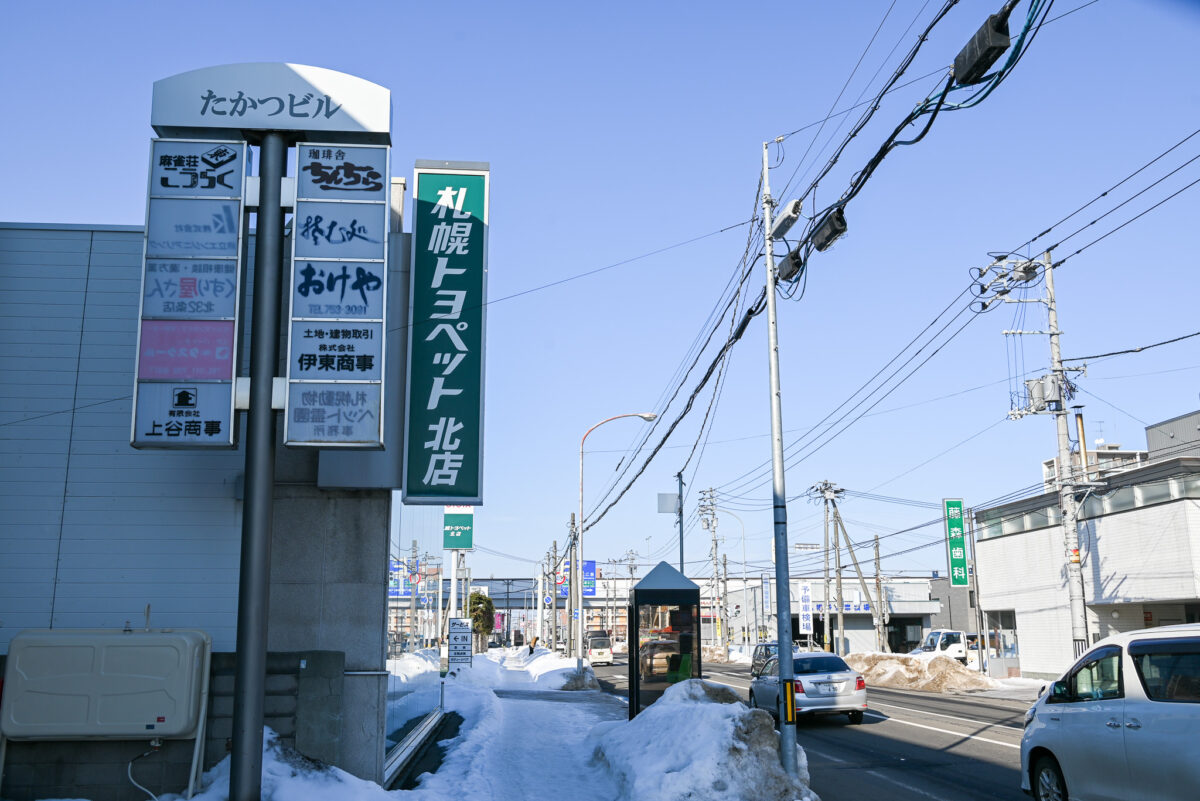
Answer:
[4,1,1199,583]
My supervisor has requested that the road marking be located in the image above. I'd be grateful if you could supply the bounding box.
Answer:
[803,746,950,801]
[865,712,1019,749]
[870,701,1022,731]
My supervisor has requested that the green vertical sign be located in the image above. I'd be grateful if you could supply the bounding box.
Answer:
[443,506,474,550]
[404,163,489,504]
[943,498,969,587]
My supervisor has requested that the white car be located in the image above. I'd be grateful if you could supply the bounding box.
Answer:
[748,651,867,724]
[1021,623,1200,801]
[587,636,613,666]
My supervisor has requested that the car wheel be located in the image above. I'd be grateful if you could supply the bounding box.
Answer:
[847,710,864,725]
[1032,756,1068,801]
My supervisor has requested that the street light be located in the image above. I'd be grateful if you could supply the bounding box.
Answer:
[577,412,657,674]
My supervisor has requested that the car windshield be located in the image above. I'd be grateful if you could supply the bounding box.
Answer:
[793,655,851,674]
[920,632,940,651]
[589,638,611,649]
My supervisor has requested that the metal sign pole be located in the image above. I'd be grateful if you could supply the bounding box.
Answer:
[231,131,286,801]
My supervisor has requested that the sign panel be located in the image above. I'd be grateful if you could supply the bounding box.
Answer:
[443,505,474,550]
[142,260,237,318]
[133,139,245,449]
[583,560,596,598]
[944,498,969,587]
[138,320,235,380]
[133,382,234,444]
[152,63,391,144]
[448,618,472,665]
[403,165,489,504]
[798,582,814,635]
[285,142,388,447]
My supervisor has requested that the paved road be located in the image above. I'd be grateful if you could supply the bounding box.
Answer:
[594,657,1031,801]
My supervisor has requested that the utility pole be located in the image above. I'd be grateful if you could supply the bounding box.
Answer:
[874,536,890,652]
[831,501,884,653]
[722,554,730,648]
[677,472,686,573]
[998,250,1089,657]
[823,487,831,652]
[409,540,419,651]
[761,139,798,777]
[566,515,576,658]
[550,541,559,652]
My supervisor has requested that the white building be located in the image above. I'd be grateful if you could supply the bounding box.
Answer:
[975,410,1200,678]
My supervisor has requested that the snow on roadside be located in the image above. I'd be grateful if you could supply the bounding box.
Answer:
[447,645,598,690]
[845,651,1001,692]
[588,680,820,801]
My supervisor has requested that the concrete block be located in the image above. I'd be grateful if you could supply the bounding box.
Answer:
[320,583,386,667]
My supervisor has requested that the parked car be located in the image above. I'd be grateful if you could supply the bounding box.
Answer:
[1020,623,1200,801]
[748,651,867,724]
[638,640,679,679]
[751,641,809,675]
[587,636,613,666]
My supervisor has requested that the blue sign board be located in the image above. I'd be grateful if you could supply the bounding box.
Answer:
[583,560,596,598]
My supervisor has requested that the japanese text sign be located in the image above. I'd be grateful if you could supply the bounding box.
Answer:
[583,560,596,598]
[943,498,969,587]
[285,142,389,447]
[133,139,245,449]
[404,165,490,504]
[443,505,475,550]
[798,582,814,634]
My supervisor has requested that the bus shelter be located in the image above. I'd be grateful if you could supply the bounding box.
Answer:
[628,562,701,718]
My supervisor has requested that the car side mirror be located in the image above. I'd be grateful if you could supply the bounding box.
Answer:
[1048,680,1070,703]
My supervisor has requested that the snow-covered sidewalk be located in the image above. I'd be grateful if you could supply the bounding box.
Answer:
[404,688,626,800]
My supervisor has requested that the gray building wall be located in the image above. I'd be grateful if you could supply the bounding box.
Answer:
[0,222,400,796]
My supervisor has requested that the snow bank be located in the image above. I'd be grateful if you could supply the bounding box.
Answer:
[447,645,598,690]
[587,679,820,801]
[845,651,1000,692]
[161,727,396,801]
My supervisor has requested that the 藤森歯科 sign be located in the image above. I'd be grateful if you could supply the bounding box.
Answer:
[944,498,969,587]
[403,164,490,504]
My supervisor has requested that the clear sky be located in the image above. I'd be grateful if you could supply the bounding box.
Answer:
[4,1,1199,585]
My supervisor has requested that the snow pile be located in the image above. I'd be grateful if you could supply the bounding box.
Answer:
[587,680,820,801]
[387,648,441,683]
[161,727,397,801]
[448,645,598,690]
[845,651,1000,692]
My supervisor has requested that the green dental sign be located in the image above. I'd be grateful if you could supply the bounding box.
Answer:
[943,498,969,587]
[403,163,490,504]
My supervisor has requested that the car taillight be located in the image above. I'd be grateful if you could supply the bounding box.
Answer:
[793,680,804,694]
[855,676,866,691]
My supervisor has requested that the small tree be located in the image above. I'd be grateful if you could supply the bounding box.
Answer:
[469,592,495,653]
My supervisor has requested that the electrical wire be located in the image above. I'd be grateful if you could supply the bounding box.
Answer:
[1064,330,1200,363]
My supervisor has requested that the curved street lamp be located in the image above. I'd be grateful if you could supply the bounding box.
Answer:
[576,412,657,673]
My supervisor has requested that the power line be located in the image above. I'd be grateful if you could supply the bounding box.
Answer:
[1064,329,1200,363]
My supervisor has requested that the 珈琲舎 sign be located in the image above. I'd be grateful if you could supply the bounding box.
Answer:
[132,139,246,448]
[403,164,490,504]
[285,143,389,447]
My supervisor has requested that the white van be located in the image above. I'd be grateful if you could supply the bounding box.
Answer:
[1020,623,1200,801]
[587,636,613,666]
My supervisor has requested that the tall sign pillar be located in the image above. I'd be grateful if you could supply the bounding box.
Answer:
[143,63,391,801]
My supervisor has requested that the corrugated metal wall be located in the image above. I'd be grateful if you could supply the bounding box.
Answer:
[0,224,244,651]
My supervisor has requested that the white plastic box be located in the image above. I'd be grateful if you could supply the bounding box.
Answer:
[1,629,210,740]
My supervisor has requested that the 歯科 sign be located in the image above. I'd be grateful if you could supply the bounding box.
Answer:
[944,498,969,587]
[285,143,389,447]
[443,505,474,550]
[132,139,246,448]
[403,163,490,504]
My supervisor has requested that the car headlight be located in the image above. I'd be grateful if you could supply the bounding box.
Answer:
[1023,706,1036,729]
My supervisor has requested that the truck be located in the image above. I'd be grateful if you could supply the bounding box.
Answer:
[916,629,986,669]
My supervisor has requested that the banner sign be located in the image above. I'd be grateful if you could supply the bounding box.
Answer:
[443,505,474,550]
[798,582,813,635]
[943,498,969,587]
[132,138,245,448]
[403,163,490,504]
[285,142,389,447]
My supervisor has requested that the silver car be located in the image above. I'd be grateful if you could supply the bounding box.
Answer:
[748,651,867,724]
[1020,624,1200,801]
